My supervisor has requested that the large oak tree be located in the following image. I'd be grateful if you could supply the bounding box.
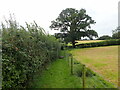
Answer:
[50,8,98,48]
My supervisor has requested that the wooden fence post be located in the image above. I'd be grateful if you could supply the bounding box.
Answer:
[82,64,86,88]
[71,55,73,75]
[68,54,70,66]
[66,52,68,61]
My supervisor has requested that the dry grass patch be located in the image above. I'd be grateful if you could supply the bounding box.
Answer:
[76,40,104,44]
[68,40,104,46]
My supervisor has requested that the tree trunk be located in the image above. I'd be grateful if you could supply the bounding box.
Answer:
[72,41,76,48]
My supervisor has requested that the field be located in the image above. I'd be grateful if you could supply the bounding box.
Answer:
[70,45,118,85]
[31,51,115,88]
[67,40,104,46]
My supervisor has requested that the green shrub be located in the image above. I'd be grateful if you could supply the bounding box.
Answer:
[74,60,80,64]
[75,39,119,48]
[74,63,96,77]
[74,64,83,77]
[2,19,61,88]
[86,68,96,77]
[98,35,112,40]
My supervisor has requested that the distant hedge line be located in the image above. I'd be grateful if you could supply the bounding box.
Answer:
[2,20,61,88]
[68,39,120,48]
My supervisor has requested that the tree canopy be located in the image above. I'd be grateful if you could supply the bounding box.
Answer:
[98,35,112,40]
[112,26,120,39]
[50,8,98,47]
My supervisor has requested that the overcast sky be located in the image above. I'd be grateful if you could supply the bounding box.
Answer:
[0,0,119,36]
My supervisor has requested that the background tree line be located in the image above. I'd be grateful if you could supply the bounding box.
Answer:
[97,26,120,40]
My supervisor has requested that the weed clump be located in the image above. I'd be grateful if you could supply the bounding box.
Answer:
[74,62,96,77]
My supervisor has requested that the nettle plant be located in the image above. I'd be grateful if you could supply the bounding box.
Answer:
[2,18,61,88]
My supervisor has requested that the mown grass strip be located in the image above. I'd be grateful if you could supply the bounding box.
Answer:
[31,58,82,88]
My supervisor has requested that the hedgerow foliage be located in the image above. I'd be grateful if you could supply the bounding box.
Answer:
[2,19,61,88]
[76,39,120,48]
[68,39,120,48]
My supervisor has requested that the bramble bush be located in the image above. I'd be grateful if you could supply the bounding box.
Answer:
[2,19,61,88]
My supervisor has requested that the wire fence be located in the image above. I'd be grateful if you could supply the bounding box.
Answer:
[65,51,116,88]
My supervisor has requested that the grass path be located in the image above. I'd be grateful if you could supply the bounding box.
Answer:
[31,58,82,88]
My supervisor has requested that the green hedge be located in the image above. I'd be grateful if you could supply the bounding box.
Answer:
[68,39,120,48]
[2,20,61,88]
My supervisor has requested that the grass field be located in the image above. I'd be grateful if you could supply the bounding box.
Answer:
[30,51,115,88]
[70,45,118,86]
[67,40,104,46]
